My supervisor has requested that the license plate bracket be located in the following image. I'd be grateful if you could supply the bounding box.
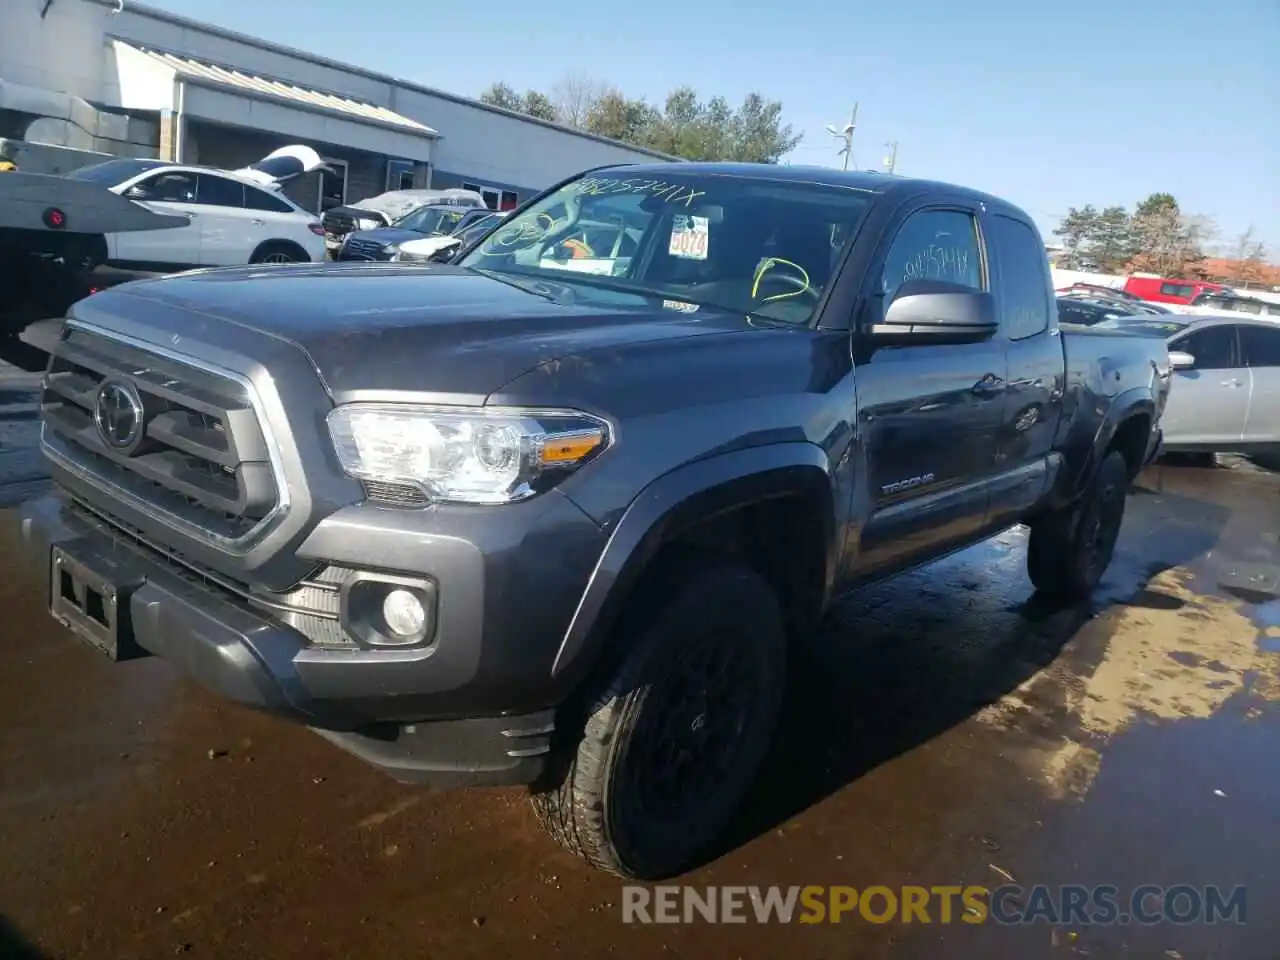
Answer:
[50,544,148,661]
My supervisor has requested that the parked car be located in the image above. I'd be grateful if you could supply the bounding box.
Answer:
[335,204,484,262]
[1123,275,1228,305]
[321,188,485,255]
[1094,314,1280,455]
[392,210,506,263]
[1182,291,1280,320]
[23,162,1169,881]
[1057,297,1133,326]
[64,145,330,269]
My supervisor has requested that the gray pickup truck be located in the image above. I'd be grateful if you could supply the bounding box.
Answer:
[22,163,1170,880]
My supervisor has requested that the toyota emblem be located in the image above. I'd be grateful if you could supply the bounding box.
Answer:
[94,381,145,450]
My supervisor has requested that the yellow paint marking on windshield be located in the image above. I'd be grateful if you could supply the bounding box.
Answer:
[752,257,811,303]
[575,177,707,208]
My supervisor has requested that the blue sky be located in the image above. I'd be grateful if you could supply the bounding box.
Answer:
[147,0,1278,255]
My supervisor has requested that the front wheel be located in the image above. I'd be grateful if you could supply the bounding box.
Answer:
[250,241,308,264]
[531,558,787,880]
[1026,449,1130,600]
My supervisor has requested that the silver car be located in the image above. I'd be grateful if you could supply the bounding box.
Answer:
[1096,315,1280,454]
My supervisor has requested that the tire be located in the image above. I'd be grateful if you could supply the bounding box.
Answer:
[250,241,308,264]
[530,557,787,880]
[1026,449,1129,601]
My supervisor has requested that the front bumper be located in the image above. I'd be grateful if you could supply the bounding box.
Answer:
[19,494,598,787]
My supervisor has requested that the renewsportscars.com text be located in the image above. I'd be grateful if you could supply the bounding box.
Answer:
[621,884,1247,926]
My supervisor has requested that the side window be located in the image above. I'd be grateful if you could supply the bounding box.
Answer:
[879,209,982,302]
[195,174,244,208]
[1159,282,1194,298]
[1172,326,1237,370]
[244,186,294,214]
[989,215,1051,339]
[1238,326,1280,368]
[129,171,196,202]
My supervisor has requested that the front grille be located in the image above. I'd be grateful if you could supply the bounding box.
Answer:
[69,498,357,649]
[41,326,281,544]
[321,211,357,237]
[338,237,391,261]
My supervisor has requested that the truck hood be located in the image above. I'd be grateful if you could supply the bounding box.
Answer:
[83,263,752,401]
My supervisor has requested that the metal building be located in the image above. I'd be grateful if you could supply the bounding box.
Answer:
[0,0,672,213]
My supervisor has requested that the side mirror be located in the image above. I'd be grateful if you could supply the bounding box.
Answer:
[1168,350,1195,370]
[124,186,147,199]
[870,279,999,345]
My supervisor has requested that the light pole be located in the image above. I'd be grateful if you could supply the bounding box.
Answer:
[824,104,858,171]
[883,141,898,174]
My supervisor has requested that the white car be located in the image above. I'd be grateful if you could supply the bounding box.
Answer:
[63,145,329,269]
[392,210,507,263]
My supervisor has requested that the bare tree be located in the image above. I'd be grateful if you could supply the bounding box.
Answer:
[1227,226,1269,286]
[550,73,607,129]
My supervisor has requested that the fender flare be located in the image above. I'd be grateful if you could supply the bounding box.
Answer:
[550,442,838,681]
[1068,387,1156,501]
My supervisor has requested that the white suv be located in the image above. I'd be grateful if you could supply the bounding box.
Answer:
[64,145,328,270]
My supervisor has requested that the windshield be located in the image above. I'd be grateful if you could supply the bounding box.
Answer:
[66,158,167,186]
[457,170,875,324]
[394,205,468,235]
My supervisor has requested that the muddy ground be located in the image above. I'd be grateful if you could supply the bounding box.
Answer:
[0,365,1276,958]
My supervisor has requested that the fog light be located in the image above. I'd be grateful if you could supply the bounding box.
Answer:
[382,588,426,638]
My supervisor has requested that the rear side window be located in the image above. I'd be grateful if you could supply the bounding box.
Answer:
[879,209,983,301]
[1239,326,1280,367]
[1160,282,1195,298]
[989,215,1051,339]
[130,171,196,202]
[1172,326,1237,370]
[196,174,244,208]
[245,186,294,213]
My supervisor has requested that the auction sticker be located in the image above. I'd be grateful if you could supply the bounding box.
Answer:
[669,215,709,260]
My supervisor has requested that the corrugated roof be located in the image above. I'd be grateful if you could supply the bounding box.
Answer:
[124,44,437,137]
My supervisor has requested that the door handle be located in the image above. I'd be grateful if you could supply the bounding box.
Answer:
[251,218,265,226]
[1221,378,1243,387]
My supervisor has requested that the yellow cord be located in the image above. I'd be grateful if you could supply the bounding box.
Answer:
[751,257,811,303]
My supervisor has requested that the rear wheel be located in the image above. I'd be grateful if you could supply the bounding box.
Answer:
[1027,449,1129,600]
[250,241,308,264]
[531,557,786,880]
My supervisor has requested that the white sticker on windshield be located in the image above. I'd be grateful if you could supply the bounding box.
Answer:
[669,215,709,260]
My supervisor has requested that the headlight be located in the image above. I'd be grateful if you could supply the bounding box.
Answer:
[327,404,611,504]
[390,248,432,263]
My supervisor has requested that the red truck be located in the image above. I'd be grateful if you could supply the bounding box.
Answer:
[1123,275,1227,304]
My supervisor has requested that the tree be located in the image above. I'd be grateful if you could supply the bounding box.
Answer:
[1053,205,1100,269]
[550,73,607,129]
[478,83,556,121]
[583,89,659,144]
[477,78,801,163]
[1227,226,1269,286]
[1126,193,1215,278]
[1089,206,1136,273]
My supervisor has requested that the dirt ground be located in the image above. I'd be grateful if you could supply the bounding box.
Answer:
[0,445,1276,959]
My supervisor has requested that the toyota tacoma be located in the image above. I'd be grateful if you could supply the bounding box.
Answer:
[22,162,1170,879]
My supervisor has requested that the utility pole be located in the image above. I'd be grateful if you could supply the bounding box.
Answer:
[824,104,858,171]
[883,141,898,174]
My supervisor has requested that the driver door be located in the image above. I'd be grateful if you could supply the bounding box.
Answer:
[112,170,203,267]
[1165,324,1249,447]
[851,204,1006,575]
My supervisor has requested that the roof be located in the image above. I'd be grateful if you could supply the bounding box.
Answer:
[119,43,438,137]
[110,1,676,161]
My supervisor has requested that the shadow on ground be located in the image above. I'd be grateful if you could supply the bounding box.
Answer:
[0,916,48,960]
[709,475,1233,863]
